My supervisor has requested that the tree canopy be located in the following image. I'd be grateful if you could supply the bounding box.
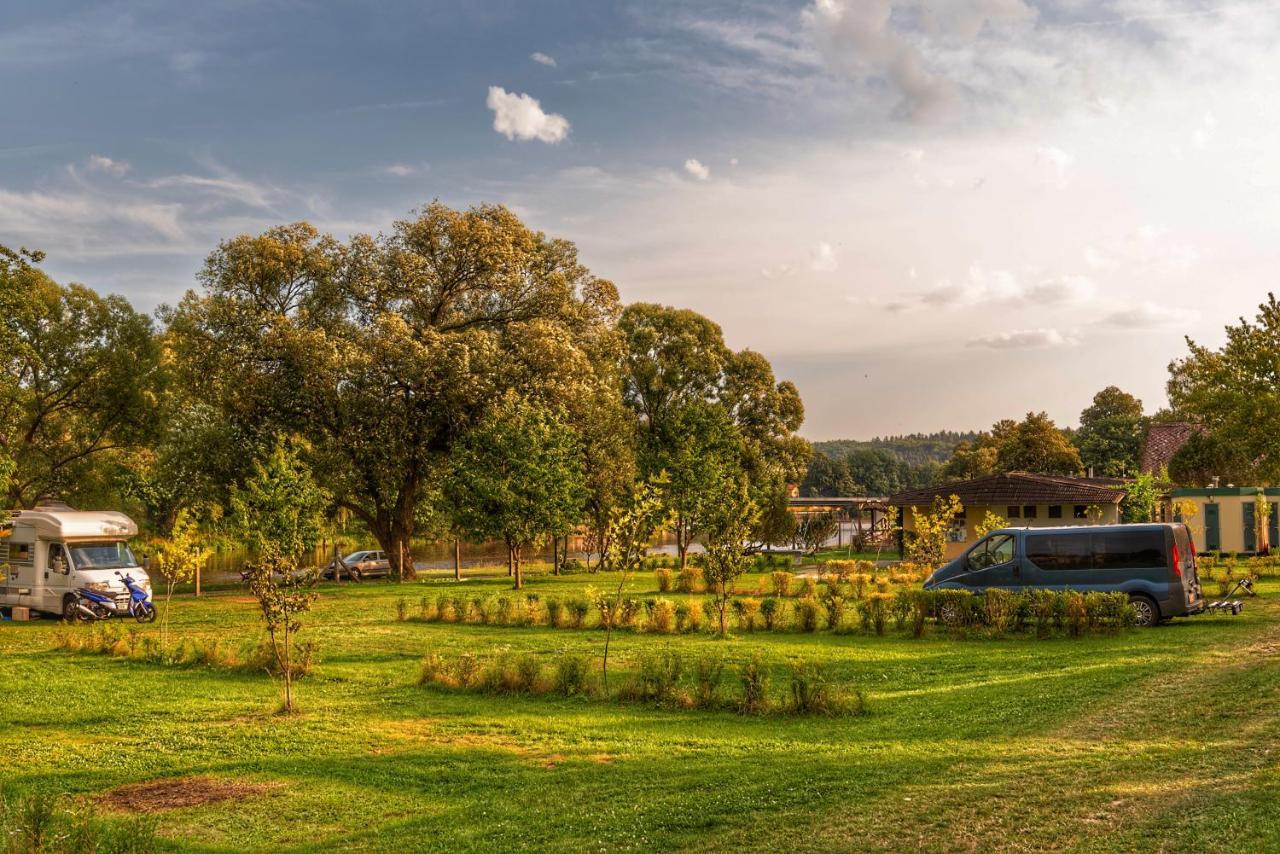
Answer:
[1168,293,1280,484]
[1075,386,1146,478]
[941,413,1082,480]
[0,244,162,509]
[168,203,621,576]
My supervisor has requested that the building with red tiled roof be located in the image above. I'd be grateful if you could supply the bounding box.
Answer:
[1139,423,1204,475]
[888,472,1126,559]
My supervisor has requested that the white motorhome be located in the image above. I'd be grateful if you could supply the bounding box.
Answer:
[0,504,151,620]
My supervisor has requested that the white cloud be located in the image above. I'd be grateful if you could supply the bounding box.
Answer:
[530,51,557,67]
[729,157,739,167]
[1037,146,1074,188]
[684,158,710,180]
[967,328,1078,350]
[803,0,1034,122]
[914,267,1097,310]
[1102,303,1200,329]
[486,86,570,143]
[147,174,275,209]
[383,162,429,178]
[86,154,129,176]
[810,240,838,272]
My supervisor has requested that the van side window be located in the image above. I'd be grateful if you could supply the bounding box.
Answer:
[1094,531,1166,569]
[1026,533,1092,570]
[49,544,70,574]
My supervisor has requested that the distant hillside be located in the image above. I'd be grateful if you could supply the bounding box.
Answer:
[812,432,978,467]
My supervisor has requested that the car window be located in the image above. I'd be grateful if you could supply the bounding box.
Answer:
[1027,533,1092,571]
[966,534,1014,571]
[1094,531,1166,569]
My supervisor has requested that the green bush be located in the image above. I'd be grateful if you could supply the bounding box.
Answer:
[820,584,847,631]
[770,570,793,598]
[795,598,821,633]
[566,597,590,629]
[622,649,684,704]
[760,597,781,630]
[693,653,725,709]
[546,598,565,628]
[677,565,705,593]
[0,787,158,854]
[554,653,596,697]
[738,654,770,715]
[649,598,676,634]
[655,568,674,593]
[787,660,867,717]
[856,594,889,635]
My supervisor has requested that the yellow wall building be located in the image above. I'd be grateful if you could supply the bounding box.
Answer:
[1168,488,1278,555]
[890,473,1126,561]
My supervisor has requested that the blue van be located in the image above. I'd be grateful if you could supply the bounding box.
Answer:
[922,523,1205,627]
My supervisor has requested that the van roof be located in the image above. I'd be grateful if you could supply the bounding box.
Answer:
[994,523,1178,536]
[13,509,138,540]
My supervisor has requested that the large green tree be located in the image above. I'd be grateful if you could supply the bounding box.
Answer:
[942,414,1081,479]
[619,303,809,561]
[0,245,162,509]
[1168,293,1280,483]
[445,395,587,589]
[168,204,620,577]
[1075,386,1146,477]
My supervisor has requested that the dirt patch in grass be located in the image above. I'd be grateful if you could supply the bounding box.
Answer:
[98,776,279,813]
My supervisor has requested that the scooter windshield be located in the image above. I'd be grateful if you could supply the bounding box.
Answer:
[69,541,138,570]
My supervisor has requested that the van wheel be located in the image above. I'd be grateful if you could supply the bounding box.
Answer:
[1129,594,1159,628]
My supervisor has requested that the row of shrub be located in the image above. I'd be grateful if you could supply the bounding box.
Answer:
[418,647,866,717]
[1,787,157,853]
[652,565,925,598]
[639,552,794,572]
[53,624,316,677]
[397,588,1136,638]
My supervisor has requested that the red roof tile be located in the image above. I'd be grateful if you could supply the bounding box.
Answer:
[888,472,1126,507]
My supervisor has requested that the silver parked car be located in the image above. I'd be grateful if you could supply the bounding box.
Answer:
[321,550,391,580]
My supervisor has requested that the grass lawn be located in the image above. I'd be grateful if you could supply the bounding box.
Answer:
[1,567,1278,852]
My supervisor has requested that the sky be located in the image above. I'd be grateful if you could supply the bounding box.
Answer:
[4,0,1280,440]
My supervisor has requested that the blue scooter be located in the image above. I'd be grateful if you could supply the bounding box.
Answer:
[67,572,156,623]
[115,571,157,623]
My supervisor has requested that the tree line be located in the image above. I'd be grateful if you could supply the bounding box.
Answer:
[0,204,811,586]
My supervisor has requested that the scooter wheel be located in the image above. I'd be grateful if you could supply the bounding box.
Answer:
[63,598,89,623]
[135,606,157,623]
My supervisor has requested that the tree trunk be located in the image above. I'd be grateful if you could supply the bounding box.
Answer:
[551,535,559,575]
[507,547,514,578]
[453,539,461,582]
[512,542,523,590]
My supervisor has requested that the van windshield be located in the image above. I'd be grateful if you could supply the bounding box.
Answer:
[69,541,138,571]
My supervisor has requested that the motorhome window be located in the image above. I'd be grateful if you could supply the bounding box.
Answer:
[1007,506,1020,519]
[68,542,137,570]
[8,542,32,563]
[1048,505,1063,519]
[49,544,70,574]
[1093,531,1166,570]
[1027,533,1092,570]
[1022,505,1038,519]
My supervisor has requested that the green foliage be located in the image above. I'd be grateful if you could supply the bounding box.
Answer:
[1168,292,1280,483]
[446,394,587,589]
[1075,386,1147,478]
[232,441,328,713]
[904,494,963,568]
[942,413,1082,480]
[0,244,162,509]
[0,786,158,853]
[1122,472,1160,523]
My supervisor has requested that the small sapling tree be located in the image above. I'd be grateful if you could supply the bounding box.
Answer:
[149,508,209,647]
[599,476,670,689]
[702,477,760,637]
[231,440,330,714]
